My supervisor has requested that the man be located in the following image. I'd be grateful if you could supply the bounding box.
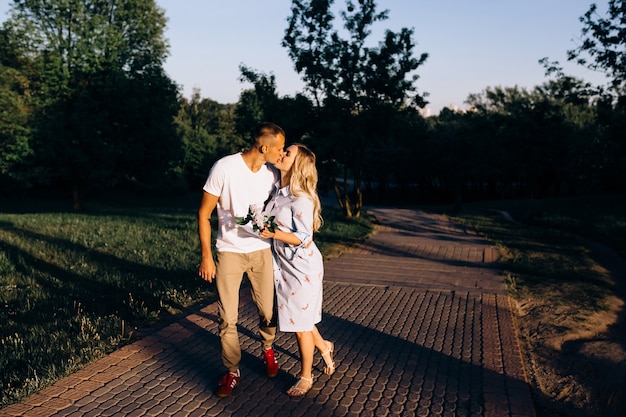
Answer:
[198,122,285,398]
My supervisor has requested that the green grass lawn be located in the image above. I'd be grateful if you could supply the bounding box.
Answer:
[0,194,372,407]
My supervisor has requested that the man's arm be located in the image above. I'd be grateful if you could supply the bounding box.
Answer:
[198,192,219,283]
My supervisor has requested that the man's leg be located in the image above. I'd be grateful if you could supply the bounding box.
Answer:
[246,248,277,348]
[246,248,279,377]
[215,251,245,372]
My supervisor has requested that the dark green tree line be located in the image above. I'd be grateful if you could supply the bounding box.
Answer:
[1,0,624,210]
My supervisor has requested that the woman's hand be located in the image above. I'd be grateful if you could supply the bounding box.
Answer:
[259,227,275,239]
[261,227,304,246]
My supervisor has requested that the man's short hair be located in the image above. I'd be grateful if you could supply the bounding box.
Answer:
[254,122,285,144]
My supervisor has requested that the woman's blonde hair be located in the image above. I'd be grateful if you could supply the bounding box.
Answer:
[289,144,323,232]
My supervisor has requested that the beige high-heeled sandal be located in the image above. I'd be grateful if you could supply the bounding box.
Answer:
[321,340,336,375]
[287,376,313,396]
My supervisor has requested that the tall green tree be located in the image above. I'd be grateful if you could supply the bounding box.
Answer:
[235,65,284,137]
[567,0,626,191]
[567,0,626,97]
[235,65,314,145]
[0,28,33,191]
[175,89,241,189]
[2,0,180,208]
[282,0,428,217]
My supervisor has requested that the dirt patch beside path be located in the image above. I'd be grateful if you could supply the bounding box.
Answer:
[513,240,626,417]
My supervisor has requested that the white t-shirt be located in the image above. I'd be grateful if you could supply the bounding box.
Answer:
[203,153,279,253]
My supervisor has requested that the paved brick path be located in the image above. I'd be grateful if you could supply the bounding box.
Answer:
[0,208,536,417]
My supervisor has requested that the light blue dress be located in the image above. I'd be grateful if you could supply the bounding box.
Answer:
[265,185,323,332]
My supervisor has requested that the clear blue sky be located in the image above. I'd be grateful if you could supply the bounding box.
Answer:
[1,0,609,114]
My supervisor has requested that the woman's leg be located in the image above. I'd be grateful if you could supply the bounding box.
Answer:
[296,326,334,376]
[311,325,327,352]
[287,330,315,396]
[295,331,315,378]
[312,325,335,375]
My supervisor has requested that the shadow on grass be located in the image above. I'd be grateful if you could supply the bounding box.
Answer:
[0,220,195,318]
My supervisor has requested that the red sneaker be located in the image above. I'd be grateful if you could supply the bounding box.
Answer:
[216,371,240,398]
[264,347,279,377]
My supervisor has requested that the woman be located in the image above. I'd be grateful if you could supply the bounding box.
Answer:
[259,143,336,396]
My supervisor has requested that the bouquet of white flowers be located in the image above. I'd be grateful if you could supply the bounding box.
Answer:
[236,204,278,232]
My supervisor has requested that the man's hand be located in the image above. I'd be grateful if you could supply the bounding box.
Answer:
[198,257,217,283]
[197,192,219,283]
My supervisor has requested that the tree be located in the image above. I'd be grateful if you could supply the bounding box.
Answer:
[538,1,626,194]
[235,65,283,137]
[464,80,608,198]
[567,0,626,97]
[282,0,428,217]
[235,65,314,148]
[175,89,241,189]
[2,0,180,208]
[0,28,33,191]
[359,104,430,205]
[566,0,626,191]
